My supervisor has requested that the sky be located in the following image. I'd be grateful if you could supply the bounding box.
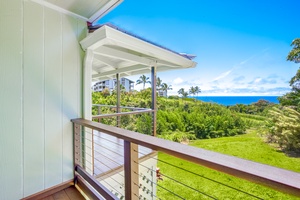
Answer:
[97,0,300,96]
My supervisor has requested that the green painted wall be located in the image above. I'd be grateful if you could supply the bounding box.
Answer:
[0,1,87,199]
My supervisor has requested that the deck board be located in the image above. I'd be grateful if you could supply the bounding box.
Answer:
[65,187,85,200]
[52,191,68,200]
[41,186,84,200]
[41,196,55,200]
[93,130,153,176]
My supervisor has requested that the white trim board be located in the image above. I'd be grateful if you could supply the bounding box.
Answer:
[29,0,123,23]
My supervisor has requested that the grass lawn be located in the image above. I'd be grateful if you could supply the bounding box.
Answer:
[157,130,300,199]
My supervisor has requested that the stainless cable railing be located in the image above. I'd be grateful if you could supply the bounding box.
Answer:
[72,118,300,200]
[92,104,155,136]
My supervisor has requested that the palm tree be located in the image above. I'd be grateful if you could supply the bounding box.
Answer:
[136,75,151,89]
[182,91,189,98]
[156,77,163,90]
[161,83,173,97]
[189,86,196,98]
[178,88,185,97]
[114,84,126,93]
[195,86,201,97]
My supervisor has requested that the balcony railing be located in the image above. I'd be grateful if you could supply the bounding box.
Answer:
[92,104,155,136]
[72,118,300,199]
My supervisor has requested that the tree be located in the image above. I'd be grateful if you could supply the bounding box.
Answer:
[178,88,185,97]
[156,77,163,90]
[195,86,201,96]
[182,91,189,98]
[189,86,196,98]
[113,84,126,93]
[287,38,300,63]
[136,75,151,89]
[279,38,300,110]
[161,83,173,97]
[289,69,300,92]
[287,38,300,91]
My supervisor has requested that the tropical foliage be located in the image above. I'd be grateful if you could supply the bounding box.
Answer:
[92,88,246,141]
[266,107,300,152]
[228,99,275,115]
[286,38,300,64]
[278,38,300,111]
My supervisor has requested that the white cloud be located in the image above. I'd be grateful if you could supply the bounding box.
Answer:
[213,69,233,81]
[173,77,183,85]
[239,54,255,65]
[254,78,262,83]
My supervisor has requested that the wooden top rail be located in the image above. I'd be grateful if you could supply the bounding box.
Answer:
[92,104,151,111]
[71,118,300,197]
[92,109,154,119]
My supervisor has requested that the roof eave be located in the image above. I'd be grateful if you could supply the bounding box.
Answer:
[80,25,197,81]
[31,0,123,23]
[88,0,123,23]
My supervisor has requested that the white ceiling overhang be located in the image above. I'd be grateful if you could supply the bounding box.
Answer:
[30,0,123,23]
[80,25,197,81]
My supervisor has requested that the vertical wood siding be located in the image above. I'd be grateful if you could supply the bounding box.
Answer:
[62,14,81,183]
[44,8,63,189]
[23,3,45,195]
[0,0,87,199]
[0,1,23,199]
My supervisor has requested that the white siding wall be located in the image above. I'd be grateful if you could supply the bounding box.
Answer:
[0,0,86,199]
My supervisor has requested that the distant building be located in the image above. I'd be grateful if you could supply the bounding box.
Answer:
[158,90,167,97]
[93,78,134,92]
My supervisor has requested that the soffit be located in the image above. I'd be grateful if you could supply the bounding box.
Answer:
[80,25,197,81]
[33,0,123,22]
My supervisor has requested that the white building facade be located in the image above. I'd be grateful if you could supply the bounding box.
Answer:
[93,78,134,92]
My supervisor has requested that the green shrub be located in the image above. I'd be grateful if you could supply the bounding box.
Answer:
[267,107,300,152]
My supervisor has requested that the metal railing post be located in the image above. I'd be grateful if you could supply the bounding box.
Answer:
[116,73,121,127]
[97,106,101,123]
[124,141,139,200]
[92,130,94,175]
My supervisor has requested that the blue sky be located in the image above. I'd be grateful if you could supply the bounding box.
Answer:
[97,0,300,96]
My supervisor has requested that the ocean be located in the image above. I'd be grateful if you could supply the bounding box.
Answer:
[193,96,280,106]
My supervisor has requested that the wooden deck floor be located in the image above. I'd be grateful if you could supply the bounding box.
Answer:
[41,186,85,200]
[93,130,153,176]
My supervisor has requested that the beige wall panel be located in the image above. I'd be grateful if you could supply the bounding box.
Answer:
[23,2,45,196]
[44,8,63,188]
[0,0,23,199]
[62,15,83,181]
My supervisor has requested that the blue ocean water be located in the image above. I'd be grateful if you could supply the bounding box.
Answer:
[194,96,279,106]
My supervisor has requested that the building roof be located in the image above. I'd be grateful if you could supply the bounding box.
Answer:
[80,24,197,81]
[89,23,197,60]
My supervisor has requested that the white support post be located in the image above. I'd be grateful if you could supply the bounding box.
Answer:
[83,49,93,121]
[151,65,157,137]
[83,49,94,175]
